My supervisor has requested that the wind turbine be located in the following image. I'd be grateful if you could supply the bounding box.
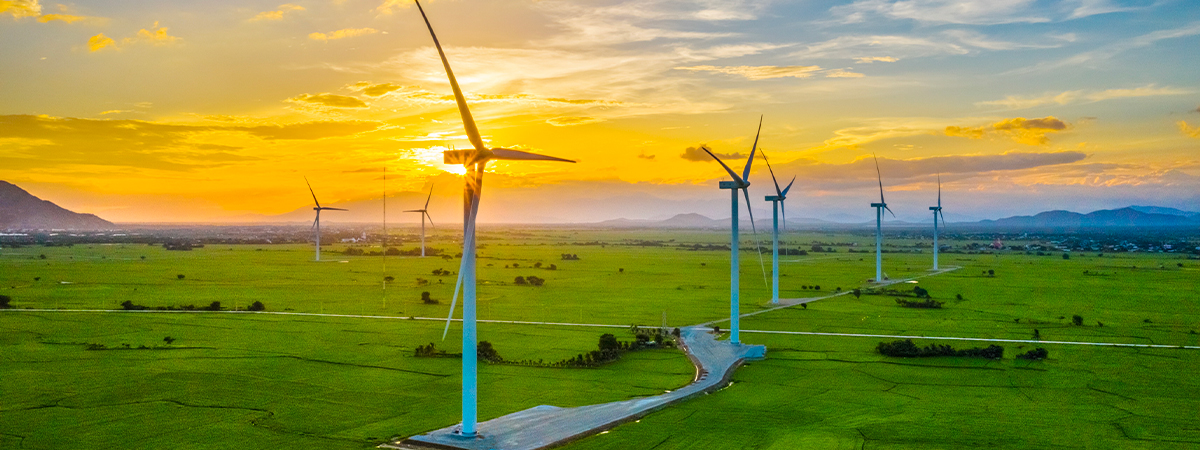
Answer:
[703,116,764,345]
[404,184,436,257]
[416,0,575,438]
[762,151,795,304]
[930,174,945,270]
[870,155,895,282]
[306,177,348,262]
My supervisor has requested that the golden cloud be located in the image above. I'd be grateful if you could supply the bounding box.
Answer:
[1179,121,1200,138]
[88,33,115,52]
[288,93,368,108]
[348,82,407,97]
[250,4,305,22]
[38,13,83,23]
[944,126,984,139]
[978,85,1191,110]
[825,69,865,78]
[675,65,823,80]
[546,116,603,127]
[854,56,898,63]
[1,0,41,19]
[309,27,378,41]
[375,0,409,15]
[133,23,180,45]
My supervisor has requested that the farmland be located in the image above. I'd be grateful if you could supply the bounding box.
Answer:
[2,228,1198,449]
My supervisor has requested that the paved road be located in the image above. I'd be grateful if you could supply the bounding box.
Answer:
[387,328,765,450]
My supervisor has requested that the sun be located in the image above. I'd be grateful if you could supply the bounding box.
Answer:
[406,146,467,175]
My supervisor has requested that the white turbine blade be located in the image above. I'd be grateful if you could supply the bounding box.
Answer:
[425,211,435,229]
[703,146,745,185]
[742,116,762,183]
[311,215,318,229]
[414,0,486,152]
[490,148,575,163]
[743,188,769,289]
[424,183,435,209]
[873,153,885,205]
[442,252,467,340]
[305,176,320,208]
[324,207,349,211]
[937,173,942,208]
[442,191,479,340]
[762,150,782,197]
[781,176,796,197]
[780,200,787,233]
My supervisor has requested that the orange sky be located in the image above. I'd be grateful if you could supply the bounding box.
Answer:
[2,0,1198,223]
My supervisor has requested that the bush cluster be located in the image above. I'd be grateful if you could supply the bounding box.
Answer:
[1016,348,1048,360]
[877,339,1003,359]
[513,276,545,286]
[896,298,944,308]
[0,294,11,309]
[120,300,222,311]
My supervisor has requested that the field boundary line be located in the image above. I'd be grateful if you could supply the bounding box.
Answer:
[0,309,629,328]
[741,329,1200,350]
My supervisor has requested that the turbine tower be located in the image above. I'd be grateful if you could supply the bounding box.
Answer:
[870,155,895,282]
[702,116,763,345]
[930,174,945,270]
[404,184,436,257]
[416,0,575,438]
[762,151,795,304]
[306,177,348,262]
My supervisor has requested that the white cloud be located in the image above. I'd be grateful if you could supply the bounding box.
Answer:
[979,85,1193,110]
[832,0,1049,25]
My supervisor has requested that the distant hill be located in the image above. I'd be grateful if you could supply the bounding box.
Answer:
[0,181,114,230]
[1128,206,1200,217]
[976,207,1198,229]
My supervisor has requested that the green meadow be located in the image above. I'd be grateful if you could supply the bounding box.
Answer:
[1,229,1198,449]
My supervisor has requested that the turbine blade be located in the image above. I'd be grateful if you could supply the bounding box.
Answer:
[490,148,575,163]
[324,207,349,211]
[762,150,782,197]
[425,211,435,229]
[305,176,320,208]
[780,200,787,233]
[742,116,762,182]
[443,181,480,341]
[885,205,896,219]
[937,173,942,208]
[414,0,486,151]
[424,183,435,209]
[703,146,745,184]
[403,209,423,213]
[442,251,467,340]
[873,153,885,204]
[781,176,796,197]
[743,187,769,290]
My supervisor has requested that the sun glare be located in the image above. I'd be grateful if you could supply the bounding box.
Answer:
[405,146,467,175]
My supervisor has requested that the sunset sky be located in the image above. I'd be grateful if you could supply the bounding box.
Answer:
[2,0,1198,224]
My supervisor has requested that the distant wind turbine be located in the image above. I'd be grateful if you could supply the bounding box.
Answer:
[762,151,795,304]
[870,155,895,282]
[305,177,347,262]
[416,0,575,438]
[930,174,945,270]
[703,116,767,345]
[404,183,436,257]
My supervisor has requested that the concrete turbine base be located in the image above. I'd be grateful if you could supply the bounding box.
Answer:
[386,328,765,450]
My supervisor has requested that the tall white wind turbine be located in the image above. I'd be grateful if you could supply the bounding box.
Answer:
[930,174,945,270]
[703,116,765,345]
[870,155,895,282]
[404,184,436,257]
[306,177,348,262]
[415,0,575,438]
[762,151,795,304]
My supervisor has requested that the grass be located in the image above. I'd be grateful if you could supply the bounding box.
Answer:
[2,230,1199,449]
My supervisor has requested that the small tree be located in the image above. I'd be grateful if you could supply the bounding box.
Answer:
[598,333,620,351]
[1072,315,1083,326]
[619,268,625,273]
[1062,252,1070,260]
[514,276,527,285]
[248,301,265,311]
[177,274,185,280]
[512,263,520,268]
[206,301,221,311]
[384,276,395,283]
[956,293,963,300]
[421,292,438,304]
[548,264,557,270]
[0,295,11,309]
[988,269,995,277]
[526,276,545,286]
[1033,329,1041,340]
[534,262,542,268]
[163,336,176,345]
[477,341,502,362]
[852,289,861,299]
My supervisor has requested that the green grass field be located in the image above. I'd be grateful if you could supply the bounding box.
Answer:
[2,230,1198,449]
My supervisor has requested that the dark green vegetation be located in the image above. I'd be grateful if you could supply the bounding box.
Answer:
[2,229,1199,449]
[877,339,1003,359]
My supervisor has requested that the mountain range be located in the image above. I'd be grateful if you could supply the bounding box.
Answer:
[0,181,114,230]
[1,180,1196,230]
